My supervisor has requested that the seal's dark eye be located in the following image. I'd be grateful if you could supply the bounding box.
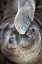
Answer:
[32,29,35,32]
[9,37,14,43]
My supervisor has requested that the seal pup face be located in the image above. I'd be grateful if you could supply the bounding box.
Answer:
[1,21,41,64]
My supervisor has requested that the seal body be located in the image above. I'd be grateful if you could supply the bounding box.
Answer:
[1,0,42,64]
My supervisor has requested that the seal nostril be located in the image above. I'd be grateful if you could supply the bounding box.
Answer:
[9,37,14,43]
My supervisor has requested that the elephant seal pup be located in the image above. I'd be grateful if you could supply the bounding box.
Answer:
[1,20,41,64]
[1,0,42,64]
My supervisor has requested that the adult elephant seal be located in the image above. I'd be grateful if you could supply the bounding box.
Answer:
[0,0,42,64]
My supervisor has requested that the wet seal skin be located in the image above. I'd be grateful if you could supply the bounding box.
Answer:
[1,0,42,64]
[14,0,36,34]
[1,21,41,64]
